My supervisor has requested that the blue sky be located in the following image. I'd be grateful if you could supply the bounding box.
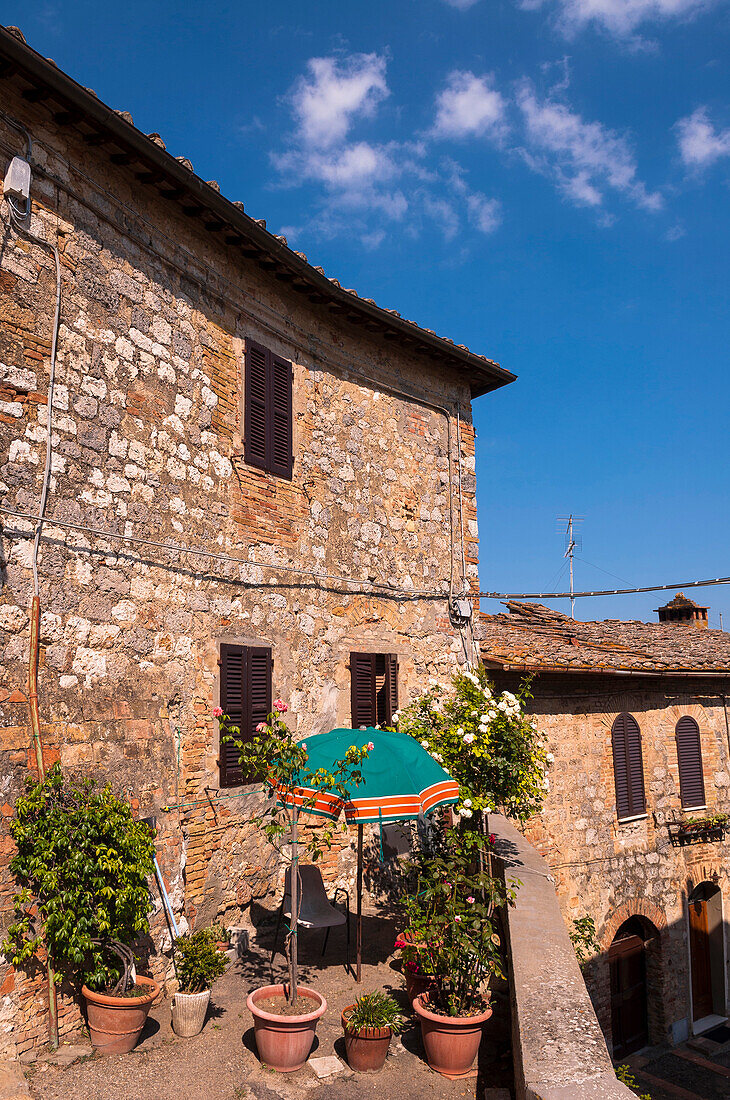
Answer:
[5,0,730,625]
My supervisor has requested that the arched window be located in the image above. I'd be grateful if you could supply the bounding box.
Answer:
[675,717,706,809]
[612,713,646,820]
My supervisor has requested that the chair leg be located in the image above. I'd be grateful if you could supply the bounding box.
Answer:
[322,925,331,956]
[271,900,284,965]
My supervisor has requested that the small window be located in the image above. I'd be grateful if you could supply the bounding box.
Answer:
[611,713,646,821]
[218,643,272,786]
[244,340,293,479]
[350,652,398,728]
[675,716,706,809]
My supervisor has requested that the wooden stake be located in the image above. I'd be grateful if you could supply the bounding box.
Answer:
[290,804,298,1003]
[356,824,363,983]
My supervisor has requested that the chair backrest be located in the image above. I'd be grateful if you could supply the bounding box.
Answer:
[283,865,332,924]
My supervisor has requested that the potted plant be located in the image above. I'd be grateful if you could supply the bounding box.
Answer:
[207,922,231,952]
[216,699,370,1072]
[2,764,158,1054]
[341,991,405,1072]
[407,828,514,1078]
[394,929,436,1003]
[171,928,227,1037]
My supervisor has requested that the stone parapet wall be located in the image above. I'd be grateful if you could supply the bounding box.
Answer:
[0,84,480,1055]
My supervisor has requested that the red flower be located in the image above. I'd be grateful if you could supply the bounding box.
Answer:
[212,706,223,717]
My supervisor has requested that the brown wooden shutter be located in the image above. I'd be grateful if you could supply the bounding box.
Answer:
[244,342,268,471]
[270,354,293,479]
[351,652,376,728]
[676,716,705,809]
[244,341,293,479]
[611,713,645,820]
[385,654,398,724]
[219,644,272,787]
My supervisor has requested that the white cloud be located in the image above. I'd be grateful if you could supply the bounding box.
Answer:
[291,53,389,148]
[467,192,503,233]
[676,106,730,168]
[520,0,721,39]
[432,71,508,140]
[516,81,663,211]
[442,0,481,8]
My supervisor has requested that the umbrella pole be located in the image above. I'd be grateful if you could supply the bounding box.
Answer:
[356,823,363,983]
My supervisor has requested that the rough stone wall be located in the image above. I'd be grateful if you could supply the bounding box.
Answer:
[493,671,730,1052]
[0,90,481,1055]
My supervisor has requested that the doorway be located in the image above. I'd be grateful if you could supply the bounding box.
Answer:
[689,883,725,1024]
[610,917,649,1057]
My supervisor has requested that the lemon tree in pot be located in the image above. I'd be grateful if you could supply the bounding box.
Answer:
[171,929,227,1036]
[342,991,405,1072]
[217,700,370,1072]
[2,764,158,1054]
[407,828,515,1079]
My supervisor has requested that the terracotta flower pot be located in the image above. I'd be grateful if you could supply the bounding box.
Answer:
[172,989,211,1036]
[413,993,492,1079]
[82,974,160,1054]
[247,984,327,1072]
[341,1007,392,1072]
[404,969,435,1004]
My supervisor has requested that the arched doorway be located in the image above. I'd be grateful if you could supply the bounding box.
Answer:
[609,917,650,1057]
[688,882,725,1024]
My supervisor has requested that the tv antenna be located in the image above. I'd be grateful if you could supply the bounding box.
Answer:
[557,515,583,619]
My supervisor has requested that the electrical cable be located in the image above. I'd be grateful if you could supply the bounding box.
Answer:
[477,575,730,601]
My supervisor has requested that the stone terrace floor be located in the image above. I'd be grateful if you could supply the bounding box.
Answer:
[21,904,513,1100]
[625,1030,730,1100]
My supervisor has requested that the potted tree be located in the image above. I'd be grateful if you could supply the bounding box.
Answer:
[341,991,405,1072]
[171,928,227,1036]
[2,764,158,1054]
[407,828,514,1078]
[216,699,370,1072]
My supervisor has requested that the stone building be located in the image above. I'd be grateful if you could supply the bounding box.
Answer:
[481,600,730,1057]
[0,26,514,1054]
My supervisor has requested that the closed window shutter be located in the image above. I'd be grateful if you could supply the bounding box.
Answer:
[244,342,268,471]
[676,717,705,808]
[612,713,645,820]
[270,354,293,479]
[244,341,293,479]
[351,652,375,728]
[219,643,272,787]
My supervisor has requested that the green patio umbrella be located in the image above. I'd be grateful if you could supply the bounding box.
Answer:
[277,726,460,980]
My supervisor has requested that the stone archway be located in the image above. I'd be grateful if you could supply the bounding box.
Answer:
[601,900,666,1055]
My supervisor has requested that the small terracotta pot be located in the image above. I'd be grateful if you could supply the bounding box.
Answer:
[413,993,492,1079]
[82,974,160,1055]
[342,1007,392,1072]
[247,984,327,1072]
[404,969,435,1005]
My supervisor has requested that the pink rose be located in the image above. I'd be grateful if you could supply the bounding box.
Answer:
[366,741,375,751]
[301,742,307,751]
[454,915,461,922]
[256,722,267,732]
[213,706,223,717]
[274,699,288,713]
[466,896,475,904]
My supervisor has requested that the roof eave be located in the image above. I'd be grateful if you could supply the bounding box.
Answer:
[0,26,516,398]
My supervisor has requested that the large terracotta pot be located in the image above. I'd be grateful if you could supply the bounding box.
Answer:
[82,974,160,1054]
[342,1007,392,1072]
[413,993,492,1079]
[247,984,327,1072]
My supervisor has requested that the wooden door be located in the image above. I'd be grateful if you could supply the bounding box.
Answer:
[689,895,714,1020]
[610,934,648,1057]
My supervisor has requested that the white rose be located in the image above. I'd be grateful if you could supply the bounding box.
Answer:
[456,727,464,736]
[460,807,473,819]
[421,739,429,748]
[546,752,554,763]
[463,799,472,808]
[463,732,475,744]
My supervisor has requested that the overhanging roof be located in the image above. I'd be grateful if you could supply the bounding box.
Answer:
[0,25,516,399]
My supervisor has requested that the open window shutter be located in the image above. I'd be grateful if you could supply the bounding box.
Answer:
[245,341,268,471]
[385,654,398,724]
[351,652,375,728]
[612,713,645,820]
[676,717,705,808]
[270,354,293,479]
[219,643,245,787]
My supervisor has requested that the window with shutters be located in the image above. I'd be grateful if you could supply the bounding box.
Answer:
[611,713,646,821]
[244,340,293,479]
[218,643,272,787]
[350,652,398,729]
[675,717,706,809]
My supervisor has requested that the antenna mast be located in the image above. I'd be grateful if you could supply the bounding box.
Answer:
[557,515,583,619]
